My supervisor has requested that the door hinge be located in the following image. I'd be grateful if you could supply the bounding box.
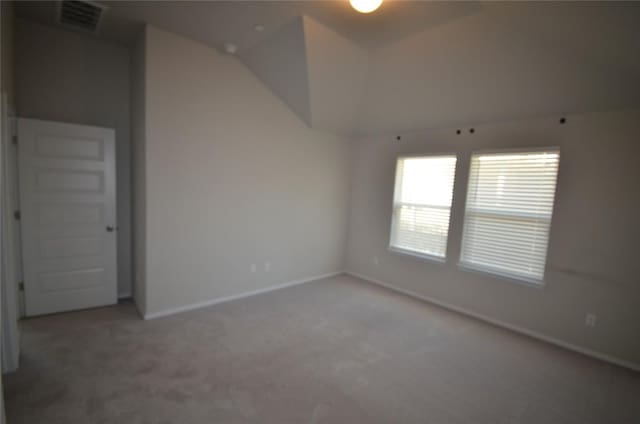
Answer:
[14,210,20,220]
[18,282,24,292]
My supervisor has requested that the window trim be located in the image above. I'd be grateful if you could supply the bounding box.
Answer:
[458,146,561,286]
[457,262,546,289]
[464,146,561,156]
[388,245,447,265]
[388,153,458,262]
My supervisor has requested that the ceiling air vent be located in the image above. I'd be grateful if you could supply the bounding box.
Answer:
[57,0,107,33]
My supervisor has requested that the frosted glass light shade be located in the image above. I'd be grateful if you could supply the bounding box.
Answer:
[350,0,383,14]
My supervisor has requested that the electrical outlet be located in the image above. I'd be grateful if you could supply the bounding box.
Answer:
[250,264,257,273]
[373,256,379,266]
[585,313,597,327]
[264,261,271,272]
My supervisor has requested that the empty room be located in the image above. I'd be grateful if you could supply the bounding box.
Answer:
[0,0,639,423]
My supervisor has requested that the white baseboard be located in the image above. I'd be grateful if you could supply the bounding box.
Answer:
[346,271,640,373]
[143,271,344,320]
[118,292,132,300]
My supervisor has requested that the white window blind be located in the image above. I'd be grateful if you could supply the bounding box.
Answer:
[390,155,457,259]
[460,150,560,282]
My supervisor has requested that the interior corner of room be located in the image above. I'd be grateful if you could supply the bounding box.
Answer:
[1,0,640,422]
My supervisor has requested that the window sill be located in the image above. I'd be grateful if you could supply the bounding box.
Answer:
[388,246,446,265]
[458,262,545,289]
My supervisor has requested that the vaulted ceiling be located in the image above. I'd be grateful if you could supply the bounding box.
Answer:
[16,1,640,136]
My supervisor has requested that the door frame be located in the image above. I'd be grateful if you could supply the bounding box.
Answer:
[1,93,20,372]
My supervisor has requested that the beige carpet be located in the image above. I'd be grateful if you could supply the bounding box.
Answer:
[4,274,640,423]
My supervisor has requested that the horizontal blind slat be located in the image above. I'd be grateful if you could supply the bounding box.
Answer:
[461,151,559,281]
[391,156,457,258]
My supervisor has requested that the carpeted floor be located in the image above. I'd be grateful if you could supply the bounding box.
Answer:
[4,274,640,423]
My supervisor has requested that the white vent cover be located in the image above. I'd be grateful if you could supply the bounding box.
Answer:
[57,0,107,33]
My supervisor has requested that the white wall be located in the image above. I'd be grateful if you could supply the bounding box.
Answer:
[15,19,133,297]
[346,109,640,366]
[140,26,350,316]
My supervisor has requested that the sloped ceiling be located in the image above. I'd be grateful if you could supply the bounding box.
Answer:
[16,1,640,136]
[240,17,312,126]
[360,1,640,134]
[303,16,368,134]
[240,15,368,134]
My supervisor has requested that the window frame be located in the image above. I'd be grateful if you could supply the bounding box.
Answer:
[457,146,561,287]
[388,153,458,263]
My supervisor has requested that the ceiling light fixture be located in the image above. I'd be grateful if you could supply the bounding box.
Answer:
[350,0,383,14]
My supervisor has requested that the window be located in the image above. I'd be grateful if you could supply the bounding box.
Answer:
[390,155,457,260]
[460,150,560,283]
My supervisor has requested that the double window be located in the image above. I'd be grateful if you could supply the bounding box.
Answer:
[389,149,560,284]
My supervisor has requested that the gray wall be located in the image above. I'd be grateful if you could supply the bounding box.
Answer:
[0,1,15,417]
[1,2,14,108]
[15,19,132,297]
[131,28,146,315]
[346,109,640,366]
[141,26,350,316]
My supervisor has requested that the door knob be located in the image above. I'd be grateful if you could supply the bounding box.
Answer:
[106,226,115,232]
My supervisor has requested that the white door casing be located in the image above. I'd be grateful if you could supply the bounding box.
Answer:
[18,119,117,316]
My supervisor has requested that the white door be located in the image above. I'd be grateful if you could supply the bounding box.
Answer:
[18,118,117,316]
